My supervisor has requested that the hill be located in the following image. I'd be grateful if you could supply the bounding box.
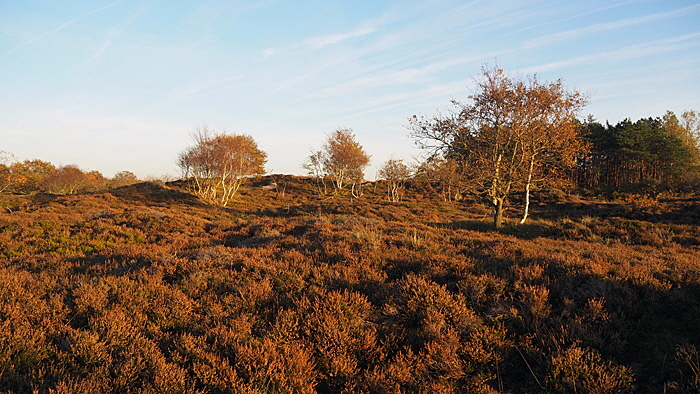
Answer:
[1,177,700,393]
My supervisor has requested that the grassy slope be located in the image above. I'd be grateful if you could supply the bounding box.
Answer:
[1,177,699,393]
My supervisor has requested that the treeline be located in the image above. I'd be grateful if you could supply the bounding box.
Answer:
[3,110,698,203]
[410,110,700,209]
[0,154,140,195]
[574,111,700,196]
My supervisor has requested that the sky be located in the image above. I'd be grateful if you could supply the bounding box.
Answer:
[1,0,699,179]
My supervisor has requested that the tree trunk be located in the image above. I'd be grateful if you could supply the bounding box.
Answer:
[520,158,535,224]
[520,182,531,225]
[493,197,505,229]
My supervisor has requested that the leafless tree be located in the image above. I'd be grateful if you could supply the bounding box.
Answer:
[378,157,412,202]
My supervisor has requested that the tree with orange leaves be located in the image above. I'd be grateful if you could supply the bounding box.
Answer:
[306,128,370,197]
[410,65,587,228]
[178,126,267,206]
[42,165,104,195]
[513,75,588,223]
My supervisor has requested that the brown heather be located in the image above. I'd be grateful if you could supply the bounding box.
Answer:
[1,177,700,393]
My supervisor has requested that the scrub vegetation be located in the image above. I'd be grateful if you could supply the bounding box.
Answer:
[1,177,700,393]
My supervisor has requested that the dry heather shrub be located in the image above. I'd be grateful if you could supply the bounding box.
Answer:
[674,344,700,392]
[456,323,511,393]
[172,333,244,391]
[423,328,464,381]
[50,375,112,394]
[150,361,189,394]
[517,284,552,322]
[363,349,421,392]
[301,290,378,392]
[561,297,628,354]
[463,323,509,367]
[93,275,197,333]
[513,263,546,283]
[322,257,388,294]
[72,282,110,317]
[617,193,658,208]
[378,345,465,394]
[549,345,635,394]
[457,274,507,309]
[0,315,50,391]
[236,277,275,312]
[65,328,111,369]
[206,318,256,353]
[110,334,176,392]
[365,328,503,394]
[235,337,317,393]
[270,308,302,342]
[0,270,70,391]
[390,274,481,345]
[90,307,141,350]
[583,297,609,322]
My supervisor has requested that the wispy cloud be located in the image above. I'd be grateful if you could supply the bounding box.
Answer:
[306,25,378,49]
[0,1,125,60]
[519,32,700,74]
[262,20,381,57]
[342,82,470,119]
[294,50,502,102]
[523,4,700,49]
[83,5,144,65]
[174,74,252,101]
[504,0,640,38]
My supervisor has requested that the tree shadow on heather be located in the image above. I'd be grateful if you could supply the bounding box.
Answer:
[110,182,205,207]
[431,217,563,240]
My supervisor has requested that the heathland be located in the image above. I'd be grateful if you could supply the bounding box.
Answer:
[1,176,699,393]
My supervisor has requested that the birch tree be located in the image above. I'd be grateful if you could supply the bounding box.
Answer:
[305,128,370,197]
[302,149,329,195]
[378,157,411,202]
[410,66,522,228]
[410,65,586,228]
[178,127,267,206]
[515,77,587,223]
[0,151,13,194]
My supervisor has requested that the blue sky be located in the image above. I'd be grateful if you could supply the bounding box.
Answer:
[2,0,699,178]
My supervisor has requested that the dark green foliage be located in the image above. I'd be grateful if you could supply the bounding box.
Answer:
[576,116,698,195]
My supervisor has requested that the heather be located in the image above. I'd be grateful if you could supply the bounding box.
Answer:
[1,178,699,393]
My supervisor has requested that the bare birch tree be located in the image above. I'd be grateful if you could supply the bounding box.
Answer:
[302,149,329,195]
[378,157,412,202]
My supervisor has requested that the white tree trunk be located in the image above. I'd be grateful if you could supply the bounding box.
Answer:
[520,158,535,225]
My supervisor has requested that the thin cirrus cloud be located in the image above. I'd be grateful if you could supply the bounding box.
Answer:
[82,6,145,66]
[259,4,405,59]
[0,1,125,60]
[1,1,698,177]
[520,32,700,74]
[262,23,380,57]
[523,3,700,49]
